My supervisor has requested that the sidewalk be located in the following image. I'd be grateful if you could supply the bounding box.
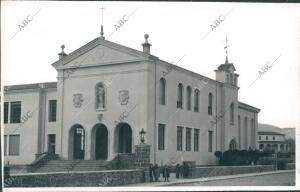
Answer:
[124,170,294,187]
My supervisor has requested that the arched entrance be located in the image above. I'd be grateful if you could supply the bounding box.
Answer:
[114,123,132,153]
[69,124,85,160]
[91,124,108,160]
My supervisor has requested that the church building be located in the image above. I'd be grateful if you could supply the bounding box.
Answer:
[3,30,260,166]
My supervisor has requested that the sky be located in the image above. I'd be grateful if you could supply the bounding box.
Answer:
[1,1,299,129]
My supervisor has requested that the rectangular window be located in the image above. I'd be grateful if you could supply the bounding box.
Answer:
[4,135,8,156]
[177,126,183,151]
[208,131,213,152]
[158,124,165,150]
[9,135,20,156]
[48,100,57,122]
[4,102,9,124]
[186,128,192,151]
[194,129,200,152]
[10,101,21,123]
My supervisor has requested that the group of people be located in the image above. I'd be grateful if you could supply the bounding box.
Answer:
[149,164,170,182]
[149,163,191,182]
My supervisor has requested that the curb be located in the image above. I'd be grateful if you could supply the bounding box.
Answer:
[159,170,295,186]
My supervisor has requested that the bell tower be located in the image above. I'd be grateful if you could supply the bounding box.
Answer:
[214,37,239,86]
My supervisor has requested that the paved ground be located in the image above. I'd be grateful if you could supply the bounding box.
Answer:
[125,170,295,187]
[173,171,295,186]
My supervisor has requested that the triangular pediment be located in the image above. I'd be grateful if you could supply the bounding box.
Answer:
[52,37,154,69]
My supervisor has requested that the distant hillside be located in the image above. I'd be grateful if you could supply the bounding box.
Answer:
[258,123,295,139]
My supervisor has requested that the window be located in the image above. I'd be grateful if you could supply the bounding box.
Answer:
[194,129,200,152]
[259,144,264,150]
[9,135,20,156]
[229,138,237,150]
[208,131,213,152]
[4,102,8,124]
[10,101,21,123]
[273,136,275,141]
[48,100,57,122]
[194,89,199,112]
[230,73,233,84]
[177,126,183,151]
[244,117,248,148]
[238,115,241,148]
[208,93,213,115]
[4,135,7,156]
[226,74,229,83]
[186,128,192,151]
[158,124,165,150]
[186,86,192,110]
[259,136,261,140]
[95,83,106,110]
[266,136,268,140]
[230,102,234,124]
[177,84,183,109]
[159,78,166,105]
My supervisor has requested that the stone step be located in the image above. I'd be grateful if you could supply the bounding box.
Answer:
[34,160,109,173]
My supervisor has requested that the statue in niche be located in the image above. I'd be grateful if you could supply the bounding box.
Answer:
[96,84,105,110]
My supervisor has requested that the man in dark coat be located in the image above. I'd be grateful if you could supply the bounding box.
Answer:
[175,164,180,178]
[149,164,154,182]
[163,164,170,182]
[154,164,160,182]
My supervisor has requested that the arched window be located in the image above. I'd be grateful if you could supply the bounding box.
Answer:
[244,117,248,149]
[159,78,166,105]
[230,73,233,84]
[194,89,199,112]
[186,86,192,110]
[259,144,264,150]
[226,74,229,83]
[208,93,213,115]
[229,138,237,150]
[95,83,106,110]
[230,102,234,124]
[177,83,183,109]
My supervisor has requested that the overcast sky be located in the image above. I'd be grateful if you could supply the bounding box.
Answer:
[1,1,299,129]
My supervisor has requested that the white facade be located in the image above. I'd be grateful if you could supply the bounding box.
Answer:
[257,131,289,152]
[3,34,260,166]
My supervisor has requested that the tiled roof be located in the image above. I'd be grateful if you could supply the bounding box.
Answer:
[258,131,285,136]
[4,82,57,91]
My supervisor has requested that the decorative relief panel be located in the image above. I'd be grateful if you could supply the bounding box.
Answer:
[73,93,83,108]
[118,90,129,105]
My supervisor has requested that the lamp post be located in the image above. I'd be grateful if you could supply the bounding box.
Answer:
[139,128,146,144]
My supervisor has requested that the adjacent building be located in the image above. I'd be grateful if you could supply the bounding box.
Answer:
[257,131,290,152]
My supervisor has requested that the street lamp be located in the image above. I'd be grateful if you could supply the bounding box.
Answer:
[139,128,146,144]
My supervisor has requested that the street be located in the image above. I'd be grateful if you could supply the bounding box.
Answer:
[172,171,295,186]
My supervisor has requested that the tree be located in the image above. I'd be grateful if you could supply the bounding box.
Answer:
[214,151,222,165]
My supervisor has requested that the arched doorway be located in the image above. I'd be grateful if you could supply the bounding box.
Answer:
[69,124,85,160]
[91,124,108,160]
[114,123,132,153]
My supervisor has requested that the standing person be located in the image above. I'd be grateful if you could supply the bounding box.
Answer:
[183,163,188,178]
[163,164,170,182]
[179,164,184,178]
[149,164,154,182]
[154,164,160,182]
[175,164,180,178]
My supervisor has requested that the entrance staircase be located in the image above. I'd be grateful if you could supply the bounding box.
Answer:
[31,153,135,173]
[34,160,109,173]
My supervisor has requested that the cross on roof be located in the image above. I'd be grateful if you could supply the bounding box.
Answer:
[99,5,105,38]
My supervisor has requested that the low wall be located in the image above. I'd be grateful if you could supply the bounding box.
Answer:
[190,165,274,178]
[286,163,295,170]
[5,169,144,187]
